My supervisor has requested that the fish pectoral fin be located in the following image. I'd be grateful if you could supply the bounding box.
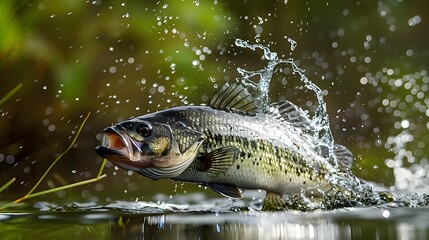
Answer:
[262,192,287,211]
[206,182,242,199]
[198,146,239,174]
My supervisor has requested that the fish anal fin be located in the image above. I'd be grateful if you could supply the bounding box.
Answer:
[209,83,259,115]
[198,146,239,174]
[262,192,287,211]
[334,144,353,172]
[206,182,242,199]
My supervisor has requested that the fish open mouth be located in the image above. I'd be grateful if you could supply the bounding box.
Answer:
[95,126,151,168]
[102,132,128,155]
[95,127,130,159]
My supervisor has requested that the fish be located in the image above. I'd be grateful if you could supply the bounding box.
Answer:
[95,82,372,210]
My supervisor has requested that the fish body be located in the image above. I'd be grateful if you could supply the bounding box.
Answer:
[167,105,336,197]
[95,83,357,208]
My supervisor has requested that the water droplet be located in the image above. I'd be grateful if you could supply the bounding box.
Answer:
[95,183,104,191]
[6,155,15,164]
[408,15,421,26]
[158,86,165,93]
[382,210,390,218]
[109,66,117,73]
[42,118,50,126]
[48,124,56,132]
[401,120,409,129]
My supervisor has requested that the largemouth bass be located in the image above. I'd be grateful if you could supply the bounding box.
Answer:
[95,82,372,210]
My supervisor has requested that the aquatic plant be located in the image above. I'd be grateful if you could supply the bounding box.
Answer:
[0,112,107,210]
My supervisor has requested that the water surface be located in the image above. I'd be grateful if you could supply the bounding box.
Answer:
[1,191,429,239]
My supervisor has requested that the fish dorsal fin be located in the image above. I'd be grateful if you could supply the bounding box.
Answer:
[267,100,311,130]
[209,83,259,115]
[197,146,239,174]
[317,144,354,172]
[206,182,242,199]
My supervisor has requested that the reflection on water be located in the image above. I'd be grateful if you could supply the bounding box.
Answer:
[1,201,429,239]
[141,208,429,240]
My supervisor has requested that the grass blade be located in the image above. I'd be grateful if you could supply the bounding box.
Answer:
[0,111,110,211]
[0,174,107,210]
[97,158,107,178]
[0,83,23,107]
[24,111,91,197]
[16,174,107,202]
[0,178,16,194]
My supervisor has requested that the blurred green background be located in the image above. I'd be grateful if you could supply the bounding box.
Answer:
[0,0,428,205]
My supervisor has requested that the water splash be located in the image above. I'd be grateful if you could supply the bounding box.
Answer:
[22,190,429,213]
[234,38,337,167]
[287,38,297,51]
[231,39,429,210]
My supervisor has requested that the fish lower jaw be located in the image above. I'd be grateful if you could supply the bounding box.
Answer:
[114,147,129,157]
[124,154,156,167]
[129,153,143,162]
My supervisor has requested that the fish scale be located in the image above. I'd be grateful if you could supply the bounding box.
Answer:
[167,106,334,197]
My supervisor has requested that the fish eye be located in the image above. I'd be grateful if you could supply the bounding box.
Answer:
[137,124,152,137]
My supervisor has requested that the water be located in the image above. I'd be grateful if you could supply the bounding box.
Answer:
[234,38,337,167]
[232,39,386,210]
[1,197,429,239]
